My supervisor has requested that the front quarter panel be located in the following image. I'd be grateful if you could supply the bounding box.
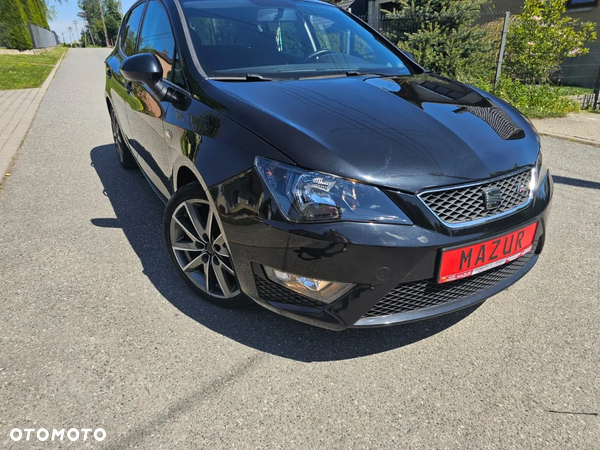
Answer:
[163,89,295,196]
[105,49,133,139]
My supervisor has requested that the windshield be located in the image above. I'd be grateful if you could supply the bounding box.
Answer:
[180,0,415,79]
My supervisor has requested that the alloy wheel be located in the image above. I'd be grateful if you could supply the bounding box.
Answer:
[169,199,240,298]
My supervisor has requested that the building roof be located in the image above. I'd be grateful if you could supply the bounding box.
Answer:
[334,0,356,10]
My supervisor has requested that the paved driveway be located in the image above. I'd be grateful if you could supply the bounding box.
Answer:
[0,48,598,449]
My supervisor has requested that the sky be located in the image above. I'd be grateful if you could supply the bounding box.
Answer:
[49,0,137,44]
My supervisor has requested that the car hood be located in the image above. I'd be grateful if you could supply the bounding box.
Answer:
[207,73,540,193]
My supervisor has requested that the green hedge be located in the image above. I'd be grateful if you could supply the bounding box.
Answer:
[0,0,34,50]
[23,0,50,29]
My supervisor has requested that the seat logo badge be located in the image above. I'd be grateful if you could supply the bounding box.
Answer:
[482,187,502,210]
[517,184,527,194]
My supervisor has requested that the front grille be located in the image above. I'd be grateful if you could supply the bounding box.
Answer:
[362,248,535,319]
[419,169,532,225]
[254,276,327,309]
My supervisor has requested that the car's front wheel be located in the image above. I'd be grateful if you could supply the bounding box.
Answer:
[163,182,250,308]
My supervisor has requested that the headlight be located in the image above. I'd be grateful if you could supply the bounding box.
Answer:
[531,148,548,192]
[255,157,412,224]
[536,149,548,180]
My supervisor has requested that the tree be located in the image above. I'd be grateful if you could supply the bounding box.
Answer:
[504,0,596,83]
[384,0,491,77]
[105,13,118,44]
[43,0,63,23]
[0,0,34,50]
[105,0,121,44]
[78,0,121,47]
[105,0,120,19]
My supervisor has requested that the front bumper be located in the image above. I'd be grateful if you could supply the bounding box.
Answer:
[210,169,553,331]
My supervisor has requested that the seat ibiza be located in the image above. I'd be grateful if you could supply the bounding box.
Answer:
[104,0,552,330]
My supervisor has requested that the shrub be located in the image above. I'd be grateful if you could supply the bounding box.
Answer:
[466,77,579,118]
[455,16,505,83]
[23,0,50,28]
[0,0,34,50]
[385,0,492,78]
[505,0,596,83]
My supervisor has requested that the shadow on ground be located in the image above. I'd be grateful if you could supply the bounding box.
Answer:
[552,175,600,190]
[90,144,480,362]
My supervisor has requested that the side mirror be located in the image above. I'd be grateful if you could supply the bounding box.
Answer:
[120,53,170,102]
[402,50,417,63]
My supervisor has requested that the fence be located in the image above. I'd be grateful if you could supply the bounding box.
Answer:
[554,50,600,90]
[28,23,59,49]
[356,10,600,96]
[358,11,508,41]
[0,22,58,50]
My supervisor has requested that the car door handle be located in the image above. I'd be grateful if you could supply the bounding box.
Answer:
[126,82,132,95]
[106,68,112,79]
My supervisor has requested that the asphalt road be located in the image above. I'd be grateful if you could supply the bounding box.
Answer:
[0,48,598,449]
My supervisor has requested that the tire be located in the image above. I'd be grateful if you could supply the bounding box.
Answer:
[110,108,137,170]
[163,181,251,308]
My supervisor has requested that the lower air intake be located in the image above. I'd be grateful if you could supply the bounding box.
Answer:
[362,248,535,319]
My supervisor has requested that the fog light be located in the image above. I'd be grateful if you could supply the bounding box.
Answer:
[263,266,354,304]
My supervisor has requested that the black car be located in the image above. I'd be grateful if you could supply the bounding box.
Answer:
[104,0,552,330]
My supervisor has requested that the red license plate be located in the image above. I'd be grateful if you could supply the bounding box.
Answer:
[438,223,538,284]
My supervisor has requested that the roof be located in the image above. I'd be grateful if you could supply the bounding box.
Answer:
[334,0,356,10]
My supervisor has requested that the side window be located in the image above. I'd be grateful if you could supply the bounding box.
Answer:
[352,34,375,62]
[189,17,242,46]
[172,50,186,87]
[310,16,344,54]
[187,16,311,58]
[309,15,387,66]
[121,2,146,57]
[279,22,307,57]
[138,1,176,80]
[263,21,306,57]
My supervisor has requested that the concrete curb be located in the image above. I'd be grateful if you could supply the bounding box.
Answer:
[536,131,600,148]
[0,49,68,185]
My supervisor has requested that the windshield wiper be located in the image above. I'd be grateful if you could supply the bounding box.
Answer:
[345,71,396,77]
[209,74,274,82]
[299,71,399,80]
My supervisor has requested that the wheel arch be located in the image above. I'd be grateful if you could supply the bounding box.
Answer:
[171,160,210,198]
[174,165,200,191]
[105,94,113,113]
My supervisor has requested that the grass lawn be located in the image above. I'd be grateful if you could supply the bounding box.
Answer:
[0,47,67,90]
[551,86,594,96]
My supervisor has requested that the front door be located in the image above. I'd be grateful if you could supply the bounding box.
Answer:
[106,1,147,140]
[125,0,178,200]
